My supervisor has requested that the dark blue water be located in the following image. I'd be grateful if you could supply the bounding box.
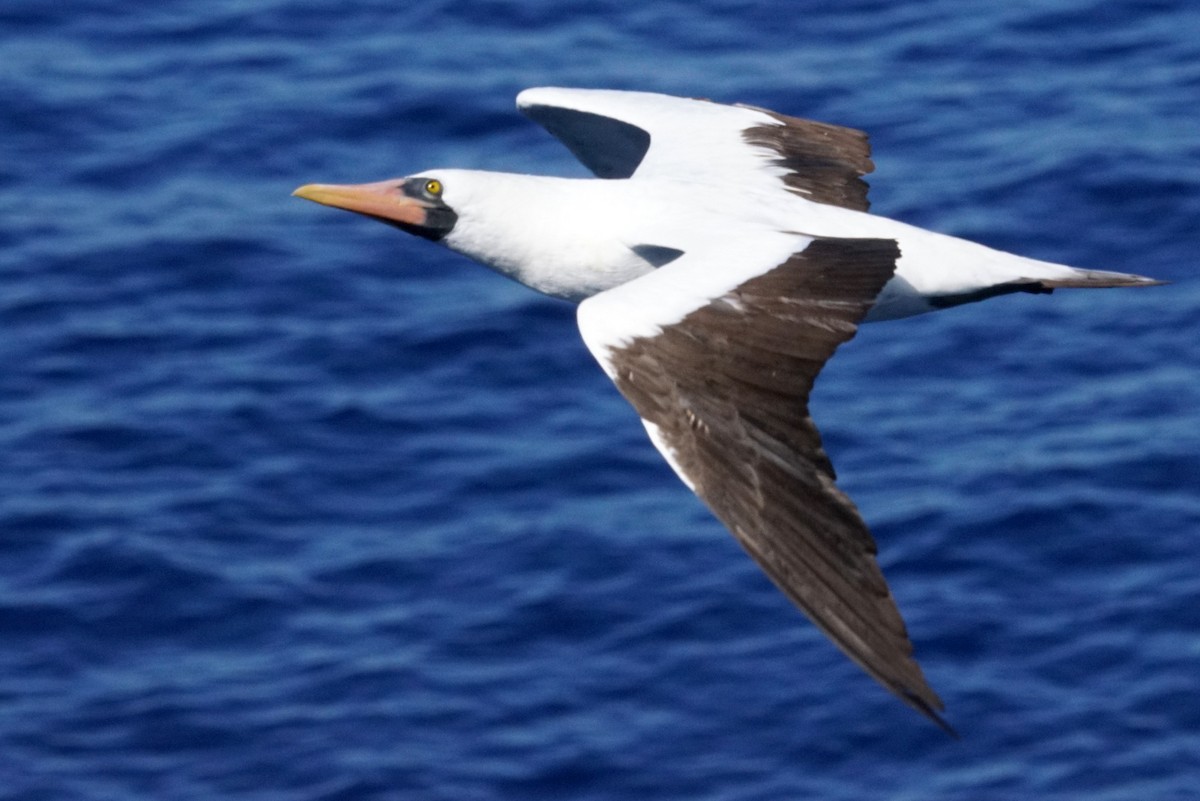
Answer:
[3,1,1199,798]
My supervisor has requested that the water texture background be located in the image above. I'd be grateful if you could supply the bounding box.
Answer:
[3,1,1199,798]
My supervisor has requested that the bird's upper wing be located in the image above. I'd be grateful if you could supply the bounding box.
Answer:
[518,87,874,211]
[576,233,951,731]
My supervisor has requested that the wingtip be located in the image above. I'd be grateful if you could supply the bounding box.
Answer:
[516,86,575,110]
[903,690,959,739]
[514,87,541,109]
[924,706,961,739]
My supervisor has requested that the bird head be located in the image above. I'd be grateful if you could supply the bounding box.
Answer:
[292,175,458,241]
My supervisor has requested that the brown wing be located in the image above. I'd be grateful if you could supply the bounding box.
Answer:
[591,237,951,732]
[741,108,875,212]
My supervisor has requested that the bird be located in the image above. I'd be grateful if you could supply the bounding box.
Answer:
[293,87,1162,733]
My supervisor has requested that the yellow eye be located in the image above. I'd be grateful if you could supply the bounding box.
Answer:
[424,179,442,196]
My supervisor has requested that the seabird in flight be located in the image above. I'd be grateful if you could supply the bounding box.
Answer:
[293,88,1162,733]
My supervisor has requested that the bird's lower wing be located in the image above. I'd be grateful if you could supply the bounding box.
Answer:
[577,235,952,732]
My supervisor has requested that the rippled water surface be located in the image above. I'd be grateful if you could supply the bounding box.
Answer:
[3,1,1200,798]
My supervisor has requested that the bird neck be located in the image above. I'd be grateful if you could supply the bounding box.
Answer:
[440,171,657,301]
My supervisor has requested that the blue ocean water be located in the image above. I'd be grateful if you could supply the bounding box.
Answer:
[3,0,1199,798]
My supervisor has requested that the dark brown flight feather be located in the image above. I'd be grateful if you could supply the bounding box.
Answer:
[602,237,953,733]
[741,108,875,212]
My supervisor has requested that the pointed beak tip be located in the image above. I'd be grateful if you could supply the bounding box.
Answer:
[291,184,320,201]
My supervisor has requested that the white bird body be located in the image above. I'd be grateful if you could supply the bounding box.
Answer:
[294,87,1162,733]
[433,168,1098,320]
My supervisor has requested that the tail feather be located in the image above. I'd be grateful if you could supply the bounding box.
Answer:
[1033,268,1167,289]
[927,269,1164,310]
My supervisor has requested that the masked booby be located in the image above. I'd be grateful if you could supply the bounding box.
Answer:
[293,87,1162,733]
